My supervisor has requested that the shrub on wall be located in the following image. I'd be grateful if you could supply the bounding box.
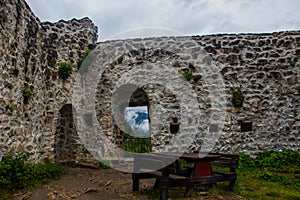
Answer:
[231,87,244,108]
[116,56,124,65]
[182,70,193,81]
[22,86,33,104]
[58,62,73,80]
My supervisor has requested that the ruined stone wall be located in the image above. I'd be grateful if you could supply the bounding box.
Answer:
[93,33,299,157]
[0,0,299,165]
[192,33,300,154]
[0,0,98,163]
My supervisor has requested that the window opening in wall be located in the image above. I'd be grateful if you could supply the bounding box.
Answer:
[124,106,150,153]
[124,88,151,154]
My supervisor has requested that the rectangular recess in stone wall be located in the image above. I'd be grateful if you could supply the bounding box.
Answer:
[240,122,253,132]
[209,124,219,132]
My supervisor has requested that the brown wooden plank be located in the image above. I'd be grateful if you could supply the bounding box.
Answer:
[212,170,237,176]
[169,176,218,187]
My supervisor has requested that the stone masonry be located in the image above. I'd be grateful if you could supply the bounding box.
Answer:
[0,0,299,165]
[0,0,98,164]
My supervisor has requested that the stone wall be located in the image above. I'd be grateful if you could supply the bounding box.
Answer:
[0,0,299,166]
[192,33,300,154]
[91,33,299,159]
[0,0,98,163]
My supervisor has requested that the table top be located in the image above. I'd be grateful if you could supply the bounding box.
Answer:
[152,152,221,162]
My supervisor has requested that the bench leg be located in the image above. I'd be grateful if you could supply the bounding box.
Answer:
[160,168,170,200]
[230,180,236,190]
[184,186,194,197]
[160,176,169,200]
[229,168,236,190]
[132,174,140,191]
[154,177,161,189]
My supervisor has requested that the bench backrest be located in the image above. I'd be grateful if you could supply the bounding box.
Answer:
[209,153,239,169]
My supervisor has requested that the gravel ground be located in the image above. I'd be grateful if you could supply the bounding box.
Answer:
[10,166,245,200]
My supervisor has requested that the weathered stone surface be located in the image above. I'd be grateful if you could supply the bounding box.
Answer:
[90,32,299,157]
[0,0,299,165]
[0,0,98,163]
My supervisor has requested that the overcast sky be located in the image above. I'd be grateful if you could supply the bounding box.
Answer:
[25,0,300,41]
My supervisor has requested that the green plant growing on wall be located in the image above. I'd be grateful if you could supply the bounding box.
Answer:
[239,56,246,63]
[182,70,193,81]
[116,56,124,65]
[5,104,14,112]
[58,62,73,80]
[231,87,244,108]
[22,86,33,104]
[77,49,92,69]
[290,61,296,67]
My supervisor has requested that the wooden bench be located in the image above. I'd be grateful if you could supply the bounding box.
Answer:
[209,153,239,189]
[132,152,239,200]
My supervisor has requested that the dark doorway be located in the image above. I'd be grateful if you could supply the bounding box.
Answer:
[54,104,78,163]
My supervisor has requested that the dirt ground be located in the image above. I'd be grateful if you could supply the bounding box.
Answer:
[11,166,245,200]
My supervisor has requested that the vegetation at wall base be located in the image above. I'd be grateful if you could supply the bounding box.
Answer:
[99,161,111,169]
[0,152,63,200]
[125,135,151,153]
[234,149,300,199]
[139,149,300,199]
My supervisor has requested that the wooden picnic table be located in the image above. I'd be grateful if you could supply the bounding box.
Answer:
[151,152,220,178]
[132,152,238,200]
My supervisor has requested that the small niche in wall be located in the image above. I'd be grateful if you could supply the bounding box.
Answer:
[209,124,218,133]
[170,117,180,134]
[240,121,252,132]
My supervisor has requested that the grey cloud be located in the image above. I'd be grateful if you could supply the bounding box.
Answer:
[25,0,300,41]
